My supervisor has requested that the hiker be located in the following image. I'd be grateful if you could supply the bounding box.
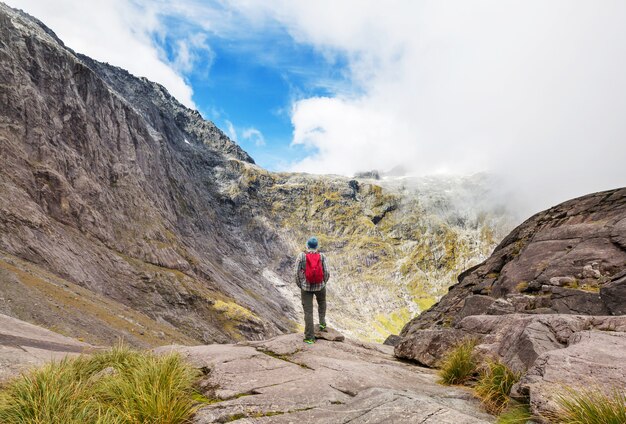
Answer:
[295,236,330,344]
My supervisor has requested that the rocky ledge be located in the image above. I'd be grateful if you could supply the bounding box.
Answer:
[157,329,494,423]
[396,314,626,419]
[0,313,93,381]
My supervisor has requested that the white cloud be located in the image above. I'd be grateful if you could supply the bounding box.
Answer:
[171,38,195,74]
[242,128,266,147]
[226,0,626,213]
[224,120,238,142]
[224,121,265,148]
[6,0,198,108]
[170,32,214,75]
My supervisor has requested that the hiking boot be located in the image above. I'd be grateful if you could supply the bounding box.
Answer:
[319,324,327,331]
[303,338,315,344]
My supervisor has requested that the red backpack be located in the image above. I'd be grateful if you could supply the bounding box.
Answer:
[305,252,324,284]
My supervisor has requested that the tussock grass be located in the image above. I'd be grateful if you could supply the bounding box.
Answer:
[437,341,525,417]
[474,360,521,414]
[98,352,199,423]
[0,357,100,423]
[0,345,202,424]
[496,403,532,424]
[437,339,478,385]
[551,388,626,424]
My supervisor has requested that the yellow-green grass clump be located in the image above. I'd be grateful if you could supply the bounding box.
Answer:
[551,388,626,424]
[437,339,479,385]
[0,345,202,424]
[496,403,533,424]
[213,299,258,322]
[474,360,521,414]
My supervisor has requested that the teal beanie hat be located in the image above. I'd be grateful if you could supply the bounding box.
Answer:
[307,237,318,249]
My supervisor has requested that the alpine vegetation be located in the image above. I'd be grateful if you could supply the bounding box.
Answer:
[474,360,521,414]
[0,345,201,424]
[551,388,626,424]
[495,403,533,424]
[437,338,478,385]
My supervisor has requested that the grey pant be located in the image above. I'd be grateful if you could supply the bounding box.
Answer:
[301,287,326,340]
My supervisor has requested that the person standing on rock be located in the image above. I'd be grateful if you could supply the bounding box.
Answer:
[295,237,330,344]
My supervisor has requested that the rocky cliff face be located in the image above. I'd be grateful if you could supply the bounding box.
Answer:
[0,3,294,345]
[0,2,511,346]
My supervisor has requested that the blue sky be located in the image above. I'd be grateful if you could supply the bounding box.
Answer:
[162,26,350,170]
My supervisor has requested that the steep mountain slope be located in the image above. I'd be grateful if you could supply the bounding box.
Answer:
[0,3,293,344]
[0,3,512,345]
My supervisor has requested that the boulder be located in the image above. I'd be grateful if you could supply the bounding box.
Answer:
[515,331,626,422]
[395,328,468,367]
[314,327,345,341]
[383,334,402,346]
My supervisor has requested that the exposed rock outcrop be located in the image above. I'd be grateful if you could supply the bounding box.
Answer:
[0,313,93,381]
[396,314,626,371]
[157,333,494,423]
[399,188,626,333]
[514,330,626,419]
[1,315,494,423]
[395,189,626,421]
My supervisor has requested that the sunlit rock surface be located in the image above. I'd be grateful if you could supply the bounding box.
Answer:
[0,313,93,381]
[157,332,494,423]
